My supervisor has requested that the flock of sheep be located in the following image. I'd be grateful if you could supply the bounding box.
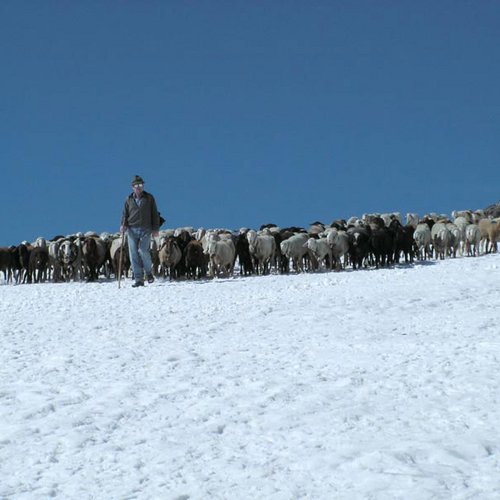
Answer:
[0,207,499,285]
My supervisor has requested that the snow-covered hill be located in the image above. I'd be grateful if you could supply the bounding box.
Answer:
[1,254,500,499]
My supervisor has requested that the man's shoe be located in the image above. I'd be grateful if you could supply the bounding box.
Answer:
[147,275,155,284]
[132,281,144,288]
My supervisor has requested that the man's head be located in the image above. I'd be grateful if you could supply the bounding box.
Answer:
[132,175,144,195]
[132,175,144,196]
[132,175,144,186]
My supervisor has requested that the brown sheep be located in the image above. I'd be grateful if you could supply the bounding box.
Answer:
[478,218,500,253]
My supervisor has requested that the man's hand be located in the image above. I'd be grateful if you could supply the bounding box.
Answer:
[120,225,126,234]
[152,231,159,238]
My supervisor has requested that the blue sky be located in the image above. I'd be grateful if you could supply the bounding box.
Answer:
[1,1,499,245]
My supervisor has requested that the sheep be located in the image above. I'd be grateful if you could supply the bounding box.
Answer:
[175,230,194,258]
[478,218,500,253]
[246,230,276,275]
[478,218,492,253]
[234,231,254,276]
[347,227,371,269]
[28,246,49,283]
[2,244,33,284]
[304,237,332,271]
[389,220,415,264]
[369,227,394,268]
[431,222,451,260]
[489,218,500,252]
[99,232,115,278]
[277,229,299,273]
[158,236,183,279]
[280,233,309,273]
[11,243,31,283]
[110,235,130,280]
[199,229,231,256]
[57,238,83,281]
[270,231,286,274]
[413,223,432,260]
[452,217,469,255]
[184,239,208,279]
[446,222,461,258]
[0,247,12,283]
[205,238,235,278]
[149,237,162,277]
[325,228,350,269]
[465,224,481,257]
[81,236,107,282]
[48,238,63,282]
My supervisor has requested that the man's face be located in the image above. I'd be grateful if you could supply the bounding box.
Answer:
[132,183,144,196]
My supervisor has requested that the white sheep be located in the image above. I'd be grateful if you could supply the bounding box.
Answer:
[325,228,350,269]
[304,237,332,271]
[280,233,309,273]
[431,222,451,260]
[206,238,235,278]
[452,217,469,255]
[413,223,432,260]
[465,224,481,257]
[246,230,276,275]
[446,222,461,258]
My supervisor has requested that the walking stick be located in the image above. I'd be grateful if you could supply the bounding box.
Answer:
[117,230,125,289]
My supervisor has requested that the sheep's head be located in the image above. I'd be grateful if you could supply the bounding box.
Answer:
[59,241,77,264]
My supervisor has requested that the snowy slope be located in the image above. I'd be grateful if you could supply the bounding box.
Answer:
[1,254,499,499]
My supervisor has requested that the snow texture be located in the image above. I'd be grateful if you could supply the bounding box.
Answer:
[1,254,500,499]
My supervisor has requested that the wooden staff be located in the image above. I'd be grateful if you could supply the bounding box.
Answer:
[117,230,125,289]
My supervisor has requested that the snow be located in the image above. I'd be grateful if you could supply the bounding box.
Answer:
[1,254,500,499]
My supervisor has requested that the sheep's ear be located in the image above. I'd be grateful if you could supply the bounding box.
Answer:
[303,242,309,248]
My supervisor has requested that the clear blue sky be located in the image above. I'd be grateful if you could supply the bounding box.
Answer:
[1,1,499,245]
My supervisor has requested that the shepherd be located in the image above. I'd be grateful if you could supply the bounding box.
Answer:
[120,175,160,287]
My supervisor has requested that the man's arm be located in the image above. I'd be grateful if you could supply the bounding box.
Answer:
[150,195,160,237]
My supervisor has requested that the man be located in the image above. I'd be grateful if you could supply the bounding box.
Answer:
[120,175,160,287]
